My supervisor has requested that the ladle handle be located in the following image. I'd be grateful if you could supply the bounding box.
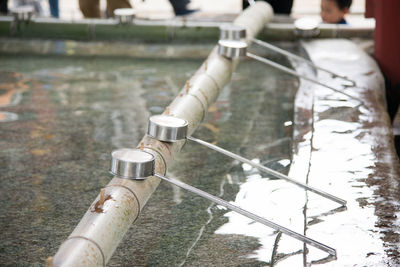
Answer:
[187,136,346,206]
[246,52,361,104]
[250,38,356,87]
[154,173,337,257]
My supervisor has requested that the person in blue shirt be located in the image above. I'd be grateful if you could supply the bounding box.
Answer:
[321,0,352,24]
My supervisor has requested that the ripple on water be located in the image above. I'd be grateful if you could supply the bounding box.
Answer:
[0,111,18,122]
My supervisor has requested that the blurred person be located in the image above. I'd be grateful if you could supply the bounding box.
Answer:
[0,0,7,14]
[242,0,293,14]
[169,0,197,16]
[79,0,132,18]
[49,0,58,18]
[320,0,352,24]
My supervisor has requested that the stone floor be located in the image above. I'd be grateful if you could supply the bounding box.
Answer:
[8,0,366,20]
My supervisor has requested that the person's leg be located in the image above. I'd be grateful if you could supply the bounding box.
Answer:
[79,0,101,18]
[168,0,197,16]
[106,0,131,18]
[49,0,59,18]
[0,0,8,14]
[242,0,293,14]
[32,0,44,15]
[169,0,189,11]
[242,0,250,9]
[267,0,293,14]
[15,0,25,6]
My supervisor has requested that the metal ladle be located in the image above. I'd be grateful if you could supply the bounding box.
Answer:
[293,17,321,38]
[219,25,360,97]
[114,8,136,25]
[10,5,34,34]
[109,148,337,257]
[11,5,34,23]
[147,114,346,206]
[244,2,322,39]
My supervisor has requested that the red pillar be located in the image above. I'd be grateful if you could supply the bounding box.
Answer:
[365,0,400,87]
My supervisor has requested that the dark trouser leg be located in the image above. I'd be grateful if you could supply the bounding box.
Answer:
[79,0,101,18]
[242,0,293,14]
[106,0,132,18]
[0,0,7,14]
[242,0,250,9]
[49,0,59,18]
[168,0,190,14]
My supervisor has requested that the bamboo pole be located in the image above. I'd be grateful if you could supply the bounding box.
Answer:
[51,3,274,266]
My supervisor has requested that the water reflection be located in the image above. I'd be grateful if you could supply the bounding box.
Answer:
[0,54,198,266]
[286,45,399,266]
[0,71,29,122]
[216,178,306,263]
[0,111,18,122]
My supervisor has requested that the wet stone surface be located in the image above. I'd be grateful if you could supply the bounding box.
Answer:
[290,39,400,266]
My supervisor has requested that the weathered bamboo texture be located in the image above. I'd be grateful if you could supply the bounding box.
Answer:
[52,3,273,266]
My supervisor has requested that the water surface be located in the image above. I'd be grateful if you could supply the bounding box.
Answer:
[0,51,296,266]
[1,42,394,266]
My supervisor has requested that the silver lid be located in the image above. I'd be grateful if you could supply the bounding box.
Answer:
[114,8,136,24]
[147,115,188,142]
[11,5,34,14]
[110,149,155,179]
[218,39,247,59]
[219,24,247,41]
[11,5,34,22]
[294,17,320,38]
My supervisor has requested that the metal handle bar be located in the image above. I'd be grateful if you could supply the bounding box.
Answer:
[187,136,346,206]
[155,173,337,256]
[251,38,356,87]
[246,52,362,104]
